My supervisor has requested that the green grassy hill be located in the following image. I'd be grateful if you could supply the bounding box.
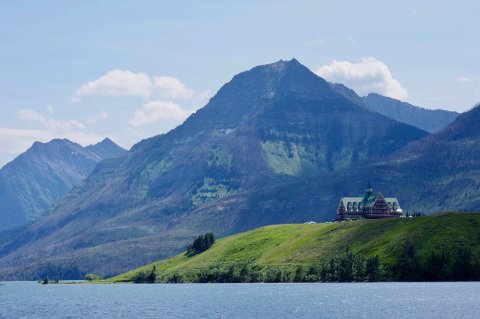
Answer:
[107,213,480,283]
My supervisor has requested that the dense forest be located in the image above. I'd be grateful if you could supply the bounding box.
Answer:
[130,241,480,283]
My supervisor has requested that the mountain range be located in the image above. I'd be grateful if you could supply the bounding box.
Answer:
[0,138,126,230]
[0,59,476,280]
[329,83,459,133]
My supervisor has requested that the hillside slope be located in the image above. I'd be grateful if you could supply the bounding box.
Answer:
[0,59,428,280]
[109,213,480,282]
[348,103,480,213]
[0,138,126,230]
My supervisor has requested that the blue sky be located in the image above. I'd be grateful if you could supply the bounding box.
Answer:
[0,1,478,166]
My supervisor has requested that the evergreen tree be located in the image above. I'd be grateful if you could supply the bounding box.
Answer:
[146,267,156,283]
[134,273,145,283]
[353,255,366,281]
[397,240,420,281]
[338,253,354,281]
[239,263,252,282]
[425,251,447,281]
[186,232,216,256]
[274,270,283,282]
[365,256,380,281]
[450,248,474,281]
[327,257,337,281]
[294,266,305,282]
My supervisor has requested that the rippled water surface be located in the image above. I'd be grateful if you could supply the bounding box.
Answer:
[1,282,479,318]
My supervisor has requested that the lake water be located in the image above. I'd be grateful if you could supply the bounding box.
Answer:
[1,282,479,318]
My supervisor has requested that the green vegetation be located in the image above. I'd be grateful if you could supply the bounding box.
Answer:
[40,276,60,284]
[106,213,480,283]
[186,233,215,256]
[131,266,157,283]
[85,274,102,281]
[207,147,233,169]
[191,178,231,207]
[261,141,304,176]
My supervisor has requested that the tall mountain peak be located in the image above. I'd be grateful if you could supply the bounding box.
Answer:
[31,138,74,148]
[86,138,126,160]
[0,137,126,230]
[175,59,332,133]
[0,60,430,279]
[255,58,303,73]
[227,58,329,96]
[96,137,115,145]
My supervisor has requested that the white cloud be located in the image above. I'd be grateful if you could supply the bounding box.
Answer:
[153,76,194,100]
[17,108,45,123]
[73,70,212,129]
[346,35,356,45]
[0,127,53,156]
[72,70,204,105]
[195,90,213,106]
[455,76,473,83]
[315,57,408,100]
[74,70,152,98]
[46,104,54,114]
[17,108,86,131]
[126,127,146,140]
[129,100,192,127]
[86,111,108,124]
[309,37,329,47]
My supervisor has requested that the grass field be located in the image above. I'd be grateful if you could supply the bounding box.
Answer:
[106,212,480,283]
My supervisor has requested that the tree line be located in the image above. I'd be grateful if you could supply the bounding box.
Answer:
[130,236,480,283]
[395,240,480,281]
[157,245,480,283]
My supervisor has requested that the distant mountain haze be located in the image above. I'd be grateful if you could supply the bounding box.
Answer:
[85,138,127,160]
[378,102,480,212]
[306,101,480,217]
[0,138,126,230]
[329,83,459,133]
[0,59,432,279]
